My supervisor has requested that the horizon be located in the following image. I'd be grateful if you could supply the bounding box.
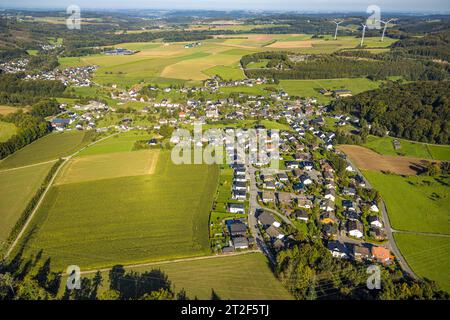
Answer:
[1,0,449,14]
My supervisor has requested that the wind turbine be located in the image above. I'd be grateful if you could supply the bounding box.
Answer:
[360,24,367,47]
[379,18,395,42]
[333,20,343,40]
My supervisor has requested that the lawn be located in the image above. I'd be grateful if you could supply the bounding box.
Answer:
[0,162,54,241]
[394,233,450,293]
[363,171,450,235]
[0,131,94,169]
[364,135,450,161]
[16,151,219,270]
[71,253,292,300]
[0,121,17,142]
[280,78,381,103]
[55,150,159,185]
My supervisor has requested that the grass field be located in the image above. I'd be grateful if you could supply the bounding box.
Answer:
[203,65,246,80]
[280,78,381,103]
[0,131,94,169]
[70,253,292,300]
[0,121,17,142]
[364,135,450,161]
[16,151,219,270]
[394,233,450,293]
[55,150,159,185]
[76,131,151,156]
[0,162,54,240]
[363,171,450,235]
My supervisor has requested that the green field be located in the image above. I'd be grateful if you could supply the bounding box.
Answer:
[72,253,292,300]
[364,135,450,161]
[0,131,94,169]
[363,171,450,235]
[204,65,246,80]
[0,121,17,142]
[0,162,54,241]
[76,131,151,156]
[280,78,381,103]
[394,233,450,293]
[16,151,219,270]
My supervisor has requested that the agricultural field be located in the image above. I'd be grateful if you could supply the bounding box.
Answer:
[15,151,219,270]
[279,78,381,103]
[55,150,159,185]
[364,135,450,161]
[75,131,151,156]
[0,105,25,115]
[203,65,246,80]
[0,131,95,169]
[338,145,430,175]
[394,234,450,293]
[363,171,450,235]
[0,162,54,241]
[0,121,17,142]
[68,253,293,300]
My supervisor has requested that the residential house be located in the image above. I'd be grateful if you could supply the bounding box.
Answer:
[266,225,285,240]
[233,181,247,191]
[353,245,371,261]
[276,192,292,206]
[232,190,247,201]
[277,172,289,182]
[256,211,281,228]
[320,211,336,224]
[227,203,245,214]
[327,241,348,258]
[347,220,364,239]
[368,216,383,228]
[297,197,313,209]
[300,174,313,185]
[261,191,276,203]
[324,189,336,202]
[232,237,249,249]
[228,221,247,237]
[371,246,391,264]
[293,210,309,222]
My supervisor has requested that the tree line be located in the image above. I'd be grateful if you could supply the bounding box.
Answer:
[333,81,449,144]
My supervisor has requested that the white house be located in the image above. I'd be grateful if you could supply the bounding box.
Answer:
[228,203,245,214]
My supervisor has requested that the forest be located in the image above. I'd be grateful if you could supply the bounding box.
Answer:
[333,81,450,144]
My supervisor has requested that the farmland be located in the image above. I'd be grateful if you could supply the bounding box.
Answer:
[364,135,450,161]
[55,150,159,185]
[394,234,450,292]
[0,162,54,241]
[15,151,219,270]
[363,171,450,235]
[58,35,397,87]
[338,145,430,175]
[0,131,95,169]
[69,253,293,300]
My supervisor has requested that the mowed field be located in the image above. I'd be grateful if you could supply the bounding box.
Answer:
[0,162,54,240]
[16,151,219,270]
[394,233,450,293]
[0,131,94,169]
[364,135,450,161]
[72,253,292,300]
[338,145,431,175]
[55,150,159,185]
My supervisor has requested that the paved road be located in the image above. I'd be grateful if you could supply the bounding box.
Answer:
[344,156,418,279]
[246,164,276,265]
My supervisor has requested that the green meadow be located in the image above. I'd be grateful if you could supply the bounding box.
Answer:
[394,233,450,293]
[15,151,219,270]
[364,135,450,161]
[0,131,94,169]
[363,171,450,235]
[0,162,54,240]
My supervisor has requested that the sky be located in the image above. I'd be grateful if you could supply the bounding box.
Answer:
[0,0,449,13]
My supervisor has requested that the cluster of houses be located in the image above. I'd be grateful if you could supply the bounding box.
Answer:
[204,77,270,91]
[25,65,97,87]
[256,209,288,251]
[327,240,391,264]
[0,58,29,73]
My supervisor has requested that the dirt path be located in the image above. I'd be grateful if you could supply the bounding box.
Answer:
[0,159,58,173]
